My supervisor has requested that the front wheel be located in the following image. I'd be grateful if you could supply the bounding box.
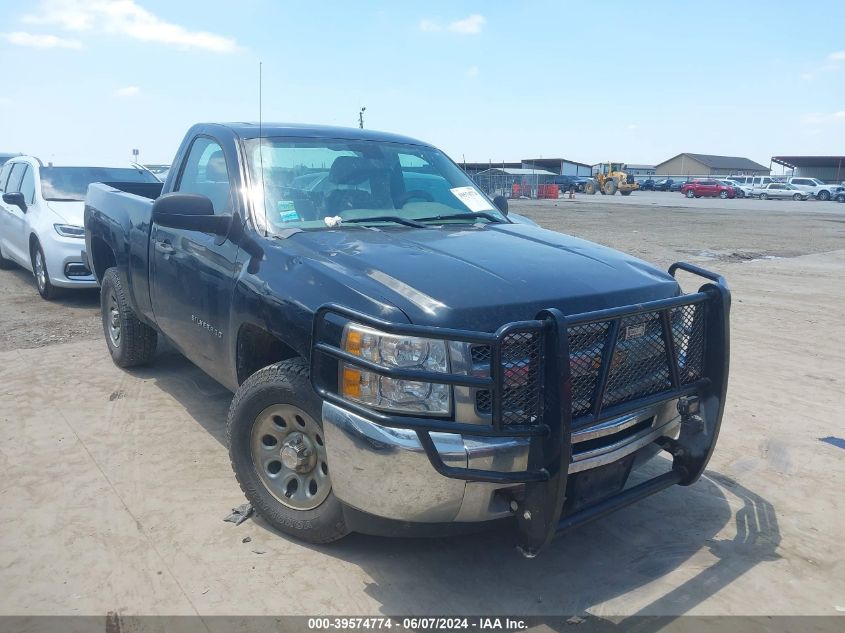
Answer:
[719,190,729,199]
[227,358,349,544]
[100,267,158,367]
[817,190,831,201]
[685,189,695,198]
[31,240,60,300]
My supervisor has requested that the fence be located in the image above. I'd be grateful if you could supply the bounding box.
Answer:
[471,173,557,199]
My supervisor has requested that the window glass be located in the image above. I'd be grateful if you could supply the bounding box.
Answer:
[5,163,26,193]
[40,167,158,201]
[244,137,504,233]
[0,163,11,192]
[176,138,232,214]
[19,166,35,203]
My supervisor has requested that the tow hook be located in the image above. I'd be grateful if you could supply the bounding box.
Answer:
[678,395,705,434]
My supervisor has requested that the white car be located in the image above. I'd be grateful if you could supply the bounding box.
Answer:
[754,182,808,201]
[785,177,840,201]
[0,157,160,299]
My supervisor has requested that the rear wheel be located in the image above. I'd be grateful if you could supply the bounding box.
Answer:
[100,267,158,367]
[760,193,769,200]
[582,181,597,195]
[0,241,16,269]
[227,359,349,544]
[792,193,802,201]
[31,240,60,300]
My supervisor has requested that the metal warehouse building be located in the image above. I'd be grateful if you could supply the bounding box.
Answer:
[655,153,770,176]
[520,158,593,177]
[462,158,591,178]
[771,156,845,183]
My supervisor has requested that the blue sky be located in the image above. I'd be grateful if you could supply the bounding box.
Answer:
[1,0,843,168]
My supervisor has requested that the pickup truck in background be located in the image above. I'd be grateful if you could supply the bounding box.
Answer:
[84,122,730,556]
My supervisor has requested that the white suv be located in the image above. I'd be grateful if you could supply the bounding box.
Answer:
[785,177,840,201]
[0,157,159,299]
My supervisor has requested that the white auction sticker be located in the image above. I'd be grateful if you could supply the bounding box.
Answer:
[450,186,495,212]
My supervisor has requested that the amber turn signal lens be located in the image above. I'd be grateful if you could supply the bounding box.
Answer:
[345,330,362,356]
[342,367,362,398]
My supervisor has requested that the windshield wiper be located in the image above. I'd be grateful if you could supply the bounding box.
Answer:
[342,216,426,228]
[45,197,82,202]
[416,212,505,224]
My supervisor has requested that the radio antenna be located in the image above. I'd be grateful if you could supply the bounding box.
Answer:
[259,61,263,140]
[258,61,267,234]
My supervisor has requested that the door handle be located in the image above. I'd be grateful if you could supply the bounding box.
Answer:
[155,239,174,254]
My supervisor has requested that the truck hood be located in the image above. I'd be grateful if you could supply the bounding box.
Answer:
[45,200,85,225]
[287,222,680,330]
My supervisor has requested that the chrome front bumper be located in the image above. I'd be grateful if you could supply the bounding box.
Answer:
[322,400,681,524]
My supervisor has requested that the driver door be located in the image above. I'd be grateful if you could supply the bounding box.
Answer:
[0,163,30,266]
[149,136,242,384]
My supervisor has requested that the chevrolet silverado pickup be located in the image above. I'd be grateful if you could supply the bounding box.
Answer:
[84,123,730,556]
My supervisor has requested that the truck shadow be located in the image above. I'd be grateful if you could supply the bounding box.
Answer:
[139,350,780,618]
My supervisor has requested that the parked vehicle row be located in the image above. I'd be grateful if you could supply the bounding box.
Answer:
[635,176,843,201]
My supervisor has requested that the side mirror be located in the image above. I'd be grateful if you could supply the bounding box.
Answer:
[493,195,509,216]
[152,192,231,236]
[2,192,27,213]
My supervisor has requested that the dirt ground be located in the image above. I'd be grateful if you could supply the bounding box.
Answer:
[1,196,844,622]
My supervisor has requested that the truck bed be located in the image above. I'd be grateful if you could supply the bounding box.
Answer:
[84,181,164,323]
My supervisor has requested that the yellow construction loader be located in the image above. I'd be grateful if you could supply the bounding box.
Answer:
[583,162,639,196]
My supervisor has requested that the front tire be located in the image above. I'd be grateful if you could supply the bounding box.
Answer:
[793,193,802,201]
[100,267,157,367]
[818,190,831,201]
[227,358,349,544]
[31,240,60,300]
[719,190,729,199]
[686,189,695,198]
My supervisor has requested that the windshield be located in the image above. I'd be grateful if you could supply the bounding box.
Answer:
[40,166,159,201]
[244,137,506,232]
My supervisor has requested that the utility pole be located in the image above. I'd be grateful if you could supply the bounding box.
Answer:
[359,106,366,129]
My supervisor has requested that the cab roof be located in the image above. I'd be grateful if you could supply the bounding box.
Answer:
[205,122,432,147]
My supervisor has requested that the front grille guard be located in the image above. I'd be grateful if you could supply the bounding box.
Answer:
[310,262,730,555]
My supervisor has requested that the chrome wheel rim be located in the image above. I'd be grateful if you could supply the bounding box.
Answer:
[34,249,47,292]
[250,404,331,510]
[107,291,121,347]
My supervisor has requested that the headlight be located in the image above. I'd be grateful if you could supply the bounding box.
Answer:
[340,323,450,414]
[54,224,85,238]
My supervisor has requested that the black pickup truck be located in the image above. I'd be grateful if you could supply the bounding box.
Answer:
[84,123,730,556]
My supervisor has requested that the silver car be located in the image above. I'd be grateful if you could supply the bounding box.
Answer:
[755,182,808,201]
